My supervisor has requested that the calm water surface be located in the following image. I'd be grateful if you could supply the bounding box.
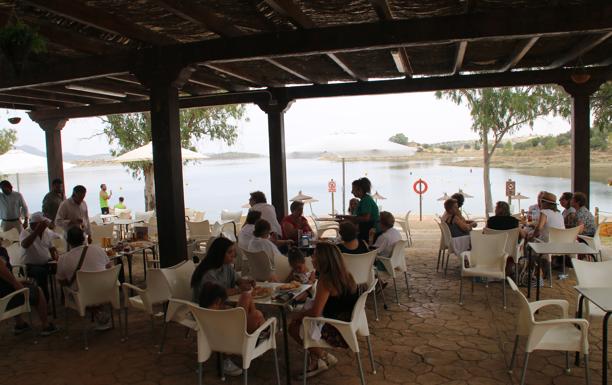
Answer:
[10,158,611,220]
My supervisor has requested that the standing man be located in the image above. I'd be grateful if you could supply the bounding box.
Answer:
[55,185,92,243]
[99,184,112,214]
[0,180,29,233]
[20,212,59,301]
[42,178,64,221]
[248,191,282,237]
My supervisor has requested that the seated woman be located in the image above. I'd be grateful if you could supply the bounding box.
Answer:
[336,177,380,242]
[527,191,564,242]
[570,192,596,237]
[246,219,282,281]
[0,246,58,336]
[281,201,313,243]
[451,192,476,226]
[199,281,265,334]
[337,221,369,254]
[238,210,261,247]
[289,242,364,378]
[371,211,402,257]
[486,201,519,230]
[348,198,360,215]
[441,198,474,238]
[190,237,254,302]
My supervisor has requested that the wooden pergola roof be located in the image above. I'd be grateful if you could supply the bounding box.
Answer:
[0,0,610,120]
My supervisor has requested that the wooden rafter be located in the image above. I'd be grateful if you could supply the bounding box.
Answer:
[499,37,539,72]
[391,48,413,76]
[80,79,149,97]
[35,86,123,102]
[368,0,393,21]
[1,89,90,105]
[0,94,66,108]
[203,64,262,87]
[22,0,176,45]
[548,31,612,69]
[264,58,318,83]
[155,0,244,38]
[452,41,468,75]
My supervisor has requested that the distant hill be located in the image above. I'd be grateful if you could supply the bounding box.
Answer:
[15,145,111,161]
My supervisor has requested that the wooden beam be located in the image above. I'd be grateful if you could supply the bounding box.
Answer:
[1,89,91,105]
[2,4,612,91]
[0,102,37,110]
[155,0,244,37]
[499,37,539,72]
[548,31,612,69]
[264,58,318,83]
[327,53,367,81]
[0,94,66,108]
[263,0,315,28]
[27,66,612,121]
[368,0,393,21]
[452,41,468,75]
[23,0,176,45]
[203,64,263,87]
[35,86,123,102]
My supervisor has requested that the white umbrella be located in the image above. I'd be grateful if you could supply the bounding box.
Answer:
[112,142,208,163]
[0,149,75,189]
[372,191,386,201]
[510,193,530,211]
[457,189,474,198]
[290,190,313,202]
[437,192,451,201]
[302,198,319,215]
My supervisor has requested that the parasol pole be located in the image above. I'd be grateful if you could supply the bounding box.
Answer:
[342,157,346,215]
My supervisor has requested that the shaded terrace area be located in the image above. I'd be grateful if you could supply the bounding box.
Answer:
[0,219,607,385]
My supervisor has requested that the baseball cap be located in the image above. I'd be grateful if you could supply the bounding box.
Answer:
[30,212,51,224]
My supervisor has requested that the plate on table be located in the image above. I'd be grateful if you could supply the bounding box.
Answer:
[252,286,273,299]
[277,281,301,292]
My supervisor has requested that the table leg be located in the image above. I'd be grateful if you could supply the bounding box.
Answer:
[280,307,291,385]
[575,295,586,366]
[535,253,541,301]
[127,254,133,284]
[604,312,611,385]
[49,272,57,319]
[527,246,533,299]
[142,249,147,281]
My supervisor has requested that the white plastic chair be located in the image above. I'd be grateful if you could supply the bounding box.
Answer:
[302,281,377,385]
[0,228,20,243]
[0,287,32,328]
[434,220,448,272]
[221,222,238,242]
[577,224,603,262]
[192,210,205,222]
[538,226,582,287]
[459,232,508,308]
[342,250,386,321]
[221,210,242,224]
[311,217,339,240]
[116,209,132,219]
[90,224,114,247]
[571,259,612,320]
[506,278,590,385]
[399,211,413,246]
[62,265,122,350]
[121,269,172,340]
[158,261,196,352]
[440,222,461,276]
[376,240,409,305]
[242,249,274,281]
[189,304,280,385]
[187,220,211,248]
[6,242,25,276]
[483,227,520,283]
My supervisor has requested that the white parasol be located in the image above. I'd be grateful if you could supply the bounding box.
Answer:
[290,191,313,202]
[457,189,474,198]
[0,149,75,189]
[372,191,386,201]
[112,142,208,163]
[510,193,530,211]
[437,192,451,201]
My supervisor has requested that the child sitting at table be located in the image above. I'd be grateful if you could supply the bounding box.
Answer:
[199,281,265,334]
[287,247,316,284]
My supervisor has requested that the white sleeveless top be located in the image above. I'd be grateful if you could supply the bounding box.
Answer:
[539,209,565,242]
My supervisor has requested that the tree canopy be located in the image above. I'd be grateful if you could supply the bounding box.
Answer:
[0,127,17,154]
[389,132,409,146]
[102,105,246,210]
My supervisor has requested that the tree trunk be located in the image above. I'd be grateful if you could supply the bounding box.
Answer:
[482,135,493,215]
[143,163,156,211]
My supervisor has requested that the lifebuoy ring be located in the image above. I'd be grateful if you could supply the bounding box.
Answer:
[413,179,428,195]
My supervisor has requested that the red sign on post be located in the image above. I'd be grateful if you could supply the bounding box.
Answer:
[413,179,428,195]
[328,179,337,193]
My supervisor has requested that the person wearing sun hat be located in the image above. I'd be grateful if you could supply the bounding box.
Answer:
[529,191,565,242]
[19,212,60,301]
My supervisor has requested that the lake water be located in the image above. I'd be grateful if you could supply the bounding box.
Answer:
[8,158,611,220]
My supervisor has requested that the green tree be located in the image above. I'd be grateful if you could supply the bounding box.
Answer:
[388,133,409,146]
[102,106,246,210]
[436,86,569,213]
[0,128,17,154]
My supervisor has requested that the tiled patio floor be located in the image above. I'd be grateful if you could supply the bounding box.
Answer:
[1,219,608,385]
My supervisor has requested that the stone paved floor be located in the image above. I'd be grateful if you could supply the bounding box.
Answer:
[1,218,609,385]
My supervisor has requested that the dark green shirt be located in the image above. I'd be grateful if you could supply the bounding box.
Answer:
[355,194,380,241]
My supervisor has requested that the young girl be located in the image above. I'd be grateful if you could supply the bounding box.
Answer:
[287,247,315,284]
[199,281,265,334]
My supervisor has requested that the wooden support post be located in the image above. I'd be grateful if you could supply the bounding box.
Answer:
[562,80,602,207]
[257,94,293,220]
[31,117,68,190]
[136,58,194,267]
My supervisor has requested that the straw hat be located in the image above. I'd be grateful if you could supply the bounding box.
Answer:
[540,191,557,205]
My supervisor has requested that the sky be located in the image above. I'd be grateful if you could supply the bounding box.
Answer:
[3,91,571,156]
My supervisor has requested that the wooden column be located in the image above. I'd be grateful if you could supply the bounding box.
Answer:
[258,96,293,220]
[562,80,602,207]
[32,118,68,189]
[136,59,194,267]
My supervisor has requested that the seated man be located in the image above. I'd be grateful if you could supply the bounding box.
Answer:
[371,211,402,257]
[113,197,126,210]
[0,245,58,336]
[57,226,112,330]
[486,201,519,231]
[19,212,60,301]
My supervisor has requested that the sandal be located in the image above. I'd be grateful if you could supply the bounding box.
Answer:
[297,358,329,379]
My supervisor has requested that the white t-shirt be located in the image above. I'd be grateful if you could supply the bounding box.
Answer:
[250,203,282,236]
[247,237,283,267]
[57,245,110,284]
[373,227,402,257]
[19,227,59,265]
[238,224,255,247]
[539,209,565,242]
